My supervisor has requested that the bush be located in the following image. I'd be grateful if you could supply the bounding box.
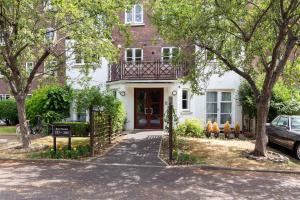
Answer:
[26,85,73,125]
[54,122,89,137]
[0,99,18,125]
[175,118,204,137]
[39,144,90,159]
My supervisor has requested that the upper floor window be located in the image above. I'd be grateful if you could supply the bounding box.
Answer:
[25,62,34,72]
[45,28,56,41]
[125,48,143,62]
[162,47,179,62]
[125,4,143,24]
[182,89,189,110]
[0,32,5,46]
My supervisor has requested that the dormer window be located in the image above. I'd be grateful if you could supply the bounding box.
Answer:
[125,4,143,25]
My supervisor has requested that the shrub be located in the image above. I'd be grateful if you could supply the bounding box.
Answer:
[26,85,73,125]
[0,99,18,125]
[54,122,90,137]
[223,121,231,138]
[175,118,204,137]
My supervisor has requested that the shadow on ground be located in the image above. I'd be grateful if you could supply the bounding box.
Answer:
[0,160,299,200]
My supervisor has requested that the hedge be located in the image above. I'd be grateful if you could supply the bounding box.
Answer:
[54,122,89,137]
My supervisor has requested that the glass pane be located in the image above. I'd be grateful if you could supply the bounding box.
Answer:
[222,92,231,101]
[207,103,217,113]
[206,92,217,102]
[207,114,218,123]
[277,117,288,127]
[291,117,300,130]
[137,91,145,114]
[163,48,170,61]
[138,115,147,127]
[149,115,160,127]
[150,90,160,103]
[182,90,187,100]
[126,10,132,23]
[221,102,232,113]
[135,49,142,59]
[221,114,231,124]
[126,49,132,62]
[182,100,188,109]
[134,5,142,22]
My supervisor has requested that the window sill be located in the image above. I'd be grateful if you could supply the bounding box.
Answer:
[126,23,145,27]
[181,111,192,115]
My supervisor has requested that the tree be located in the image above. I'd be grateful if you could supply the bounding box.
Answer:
[0,99,18,125]
[150,0,300,156]
[26,85,73,124]
[0,0,129,147]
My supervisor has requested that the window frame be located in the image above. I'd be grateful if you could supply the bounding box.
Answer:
[25,62,34,73]
[45,27,56,42]
[125,48,143,62]
[125,4,144,25]
[0,94,3,101]
[206,91,234,126]
[161,47,179,62]
[181,89,190,111]
[5,94,10,100]
[0,32,5,46]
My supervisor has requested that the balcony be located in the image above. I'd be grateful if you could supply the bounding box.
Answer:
[108,61,188,82]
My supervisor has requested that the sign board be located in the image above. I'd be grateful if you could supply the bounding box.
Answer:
[52,125,71,137]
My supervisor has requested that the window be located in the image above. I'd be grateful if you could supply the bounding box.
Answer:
[162,47,179,62]
[277,116,289,127]
[0,32,4,46]
[271,116,281,126]
[125,4,143,24]
[5,94,10,99]
[45,28,56,41]
[0,94,3,101]
[291,117,300,130]
[220,92,232,124]
[206,91,233,125]
[48,61,58,76]
[25,62,34,72]
[182,89,189,110]
[206,92,218,123]
[125,48,143,62]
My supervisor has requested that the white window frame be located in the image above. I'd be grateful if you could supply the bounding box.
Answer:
[125,48,143,62]
[161,47,179,62]
[45,27,56,42]
[182,89,190,111]
[125,4,144,25]
[206,91,234,127]
[25,62,34,72]
[0,94,3,101]
[5,94,10,100]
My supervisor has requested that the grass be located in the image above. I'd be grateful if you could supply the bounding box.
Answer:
[0,126,16,135]
[161,136,300,170]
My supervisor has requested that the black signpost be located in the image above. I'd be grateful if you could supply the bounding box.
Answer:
[52,125,71,153]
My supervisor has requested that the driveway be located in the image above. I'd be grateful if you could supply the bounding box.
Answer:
[91,130,165,166]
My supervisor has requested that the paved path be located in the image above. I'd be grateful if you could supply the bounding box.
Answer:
[92,130,165,166]
[0,160,299,200]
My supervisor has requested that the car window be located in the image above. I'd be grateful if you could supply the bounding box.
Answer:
[291,117,300,130]
[277,117,289,127]
[271,116,280,126]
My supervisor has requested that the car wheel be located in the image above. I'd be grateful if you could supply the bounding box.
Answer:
[294,143,300,160]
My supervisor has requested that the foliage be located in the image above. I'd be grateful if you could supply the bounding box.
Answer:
[54,122,90,137]
[39,144,90,159]
[206,121,213,133]
[164,106,179,131]
[175,118,204,138]
[212,122,220,133]
[0,99,18,125]
[239,81,300,121]
[76,87,126,132]
[26,85,73,124]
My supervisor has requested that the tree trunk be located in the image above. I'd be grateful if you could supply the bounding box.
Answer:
[16,95,30,148]
[253,97,271,156]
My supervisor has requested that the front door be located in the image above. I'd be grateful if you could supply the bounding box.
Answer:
[134,88,164,129]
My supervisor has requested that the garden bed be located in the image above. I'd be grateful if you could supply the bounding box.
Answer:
[160,136,300,170]
[0,135,125,160]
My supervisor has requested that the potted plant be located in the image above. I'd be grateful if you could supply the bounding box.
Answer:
[234,122,241,138]
[223,121,231,139]
[212,122,220,138]
[206,121,213,138]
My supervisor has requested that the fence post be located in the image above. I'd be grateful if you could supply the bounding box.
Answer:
[108,115,112,144]
[168,96,173,161]
[89,107,94,157]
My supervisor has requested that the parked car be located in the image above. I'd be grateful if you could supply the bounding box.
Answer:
[266,115,300,160]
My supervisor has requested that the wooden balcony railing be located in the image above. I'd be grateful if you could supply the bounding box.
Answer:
[108,61,188,82]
